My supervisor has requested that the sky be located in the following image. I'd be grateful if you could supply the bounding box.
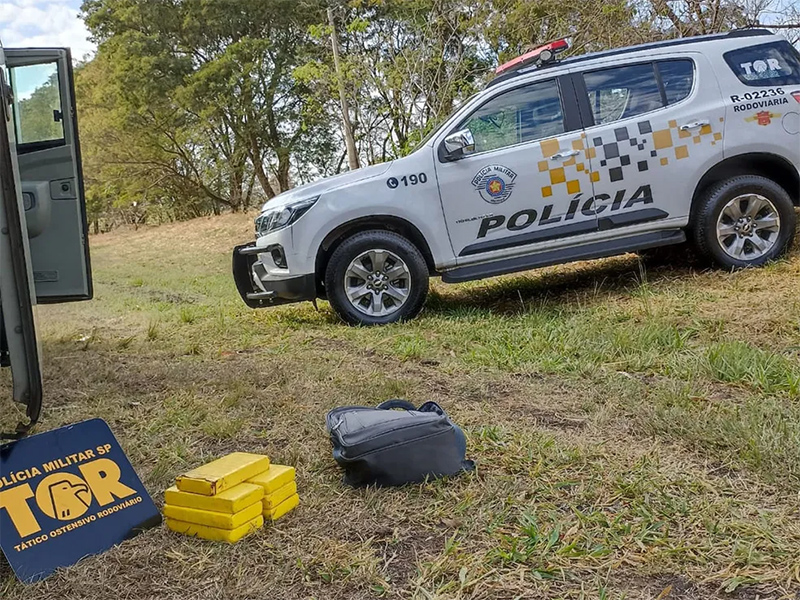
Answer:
[0,0,95,61]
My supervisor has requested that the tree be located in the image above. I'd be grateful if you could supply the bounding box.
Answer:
[79,0,332,218]
[74,0,800,227]
[298,0,491,166]
[15,72,63,144]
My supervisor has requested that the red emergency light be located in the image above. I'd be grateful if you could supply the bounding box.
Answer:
[495,38,570,75]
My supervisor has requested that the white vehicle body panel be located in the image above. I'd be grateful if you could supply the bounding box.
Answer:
[234,30,800,310]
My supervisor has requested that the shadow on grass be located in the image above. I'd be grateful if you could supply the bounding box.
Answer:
[268,247,709,326]
[425,249,704,318]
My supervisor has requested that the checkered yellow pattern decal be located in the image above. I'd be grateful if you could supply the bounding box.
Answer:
[537,117,723,198]
[537,132,600,198]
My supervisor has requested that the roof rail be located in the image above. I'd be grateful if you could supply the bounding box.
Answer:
[726,27,773,38]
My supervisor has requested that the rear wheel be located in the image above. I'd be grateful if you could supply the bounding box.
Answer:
[325,230,429,325]
[691,175,796,269]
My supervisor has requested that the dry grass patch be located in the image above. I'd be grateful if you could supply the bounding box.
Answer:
[1,212,799,599]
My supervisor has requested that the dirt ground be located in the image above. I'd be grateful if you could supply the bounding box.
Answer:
[2,212,799,599]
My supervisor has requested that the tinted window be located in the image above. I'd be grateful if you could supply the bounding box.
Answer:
[459,79,564,153]
[657,59,694,105]
[584,64,663,125]
[724,41,800,87]
[9,62,65,146]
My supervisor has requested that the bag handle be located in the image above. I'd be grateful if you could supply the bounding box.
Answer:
[377,399,418,411]
[418,401,445,415]
[377,399,448,415]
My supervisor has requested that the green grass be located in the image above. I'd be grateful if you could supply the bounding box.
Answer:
[1,212,799,599]
[705,341,800,394]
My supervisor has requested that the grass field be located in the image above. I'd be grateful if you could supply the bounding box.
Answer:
[2,212,800,600]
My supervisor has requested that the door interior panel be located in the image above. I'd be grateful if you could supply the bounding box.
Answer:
[5,48,92,302]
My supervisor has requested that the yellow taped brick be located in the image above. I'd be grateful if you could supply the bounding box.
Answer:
[166,515,264,543]
[247,464,295,495]
[263,481,297,511]
[165,483,264,514]
[176,453,270,496]
[163,501,262,530]
[264,493,299,521]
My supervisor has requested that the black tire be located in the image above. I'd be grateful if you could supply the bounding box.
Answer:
[325,230,429,326]
[691,175,796,269]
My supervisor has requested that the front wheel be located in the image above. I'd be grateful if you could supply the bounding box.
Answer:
[325,230,429,325]
[691,175,796,269]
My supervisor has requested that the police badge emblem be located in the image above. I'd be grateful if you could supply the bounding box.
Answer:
[472,165,517,204]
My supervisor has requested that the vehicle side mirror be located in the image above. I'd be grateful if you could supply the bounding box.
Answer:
[443,129,475,160]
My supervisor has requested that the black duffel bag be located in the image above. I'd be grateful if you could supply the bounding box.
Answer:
[326,400,475,487]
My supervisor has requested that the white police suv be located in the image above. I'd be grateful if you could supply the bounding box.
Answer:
[234,29,800,325]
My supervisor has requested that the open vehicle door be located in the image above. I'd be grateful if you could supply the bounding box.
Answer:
[4,47,91,302]
[0,44,91,439]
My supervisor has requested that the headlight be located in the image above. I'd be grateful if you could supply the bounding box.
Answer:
[255,196,319,238]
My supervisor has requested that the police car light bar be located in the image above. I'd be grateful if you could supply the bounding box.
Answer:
[495,38,570,75]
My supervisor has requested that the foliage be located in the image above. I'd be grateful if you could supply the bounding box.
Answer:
[14,72,63,144]
[78,0,331,226]
[74,0,794,227]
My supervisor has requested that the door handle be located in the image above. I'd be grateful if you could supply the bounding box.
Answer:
[679,120,709,131]
[550,150,579,160]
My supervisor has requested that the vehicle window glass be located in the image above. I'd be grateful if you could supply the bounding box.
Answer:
[8,62,65,146]
[657,59,694,105]
[458,79,564,153]
[584,63,663,125]
[724,41,800,87]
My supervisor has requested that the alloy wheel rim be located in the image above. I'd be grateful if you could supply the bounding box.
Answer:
[716,193,781,260]
[344,249,412,317]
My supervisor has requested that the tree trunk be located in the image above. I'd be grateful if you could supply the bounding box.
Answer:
[328,7,360,171]
[250,137,277,200]
[276,148,291,193]
[229,154,245,212]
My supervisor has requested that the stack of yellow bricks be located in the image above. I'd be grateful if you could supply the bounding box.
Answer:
[163,452,299,543]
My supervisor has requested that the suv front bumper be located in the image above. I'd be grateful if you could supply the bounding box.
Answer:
[232,243,316,308]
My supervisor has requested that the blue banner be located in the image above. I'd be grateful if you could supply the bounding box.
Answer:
[0,418,161,582]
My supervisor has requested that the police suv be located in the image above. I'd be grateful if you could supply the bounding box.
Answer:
[234,29,800,325]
